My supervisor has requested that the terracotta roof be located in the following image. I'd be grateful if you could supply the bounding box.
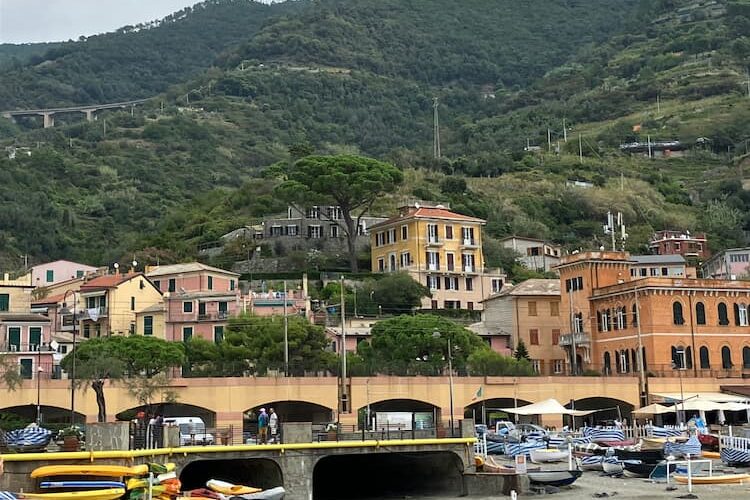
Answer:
[80,272,142,291]
[371,206,485,229]
[146,262,239,277]
[32,293,68,305]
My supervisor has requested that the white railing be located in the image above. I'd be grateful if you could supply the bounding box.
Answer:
[474,433,487,458]
[720,434,750,453]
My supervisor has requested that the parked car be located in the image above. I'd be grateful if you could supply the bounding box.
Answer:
[163,417,214,446]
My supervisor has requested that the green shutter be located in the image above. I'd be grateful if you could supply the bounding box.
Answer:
[198,302,206,316]
[168,279,176,292]
[19,359,32,379]
[207,276,213,290]
[183,327,193,342]
[0,294,9,312]
[230,280,235,291]
[46,270,54,282]
[214,326,224,344]
[183,301,193,313]
[76,270,84,278]
[29,327,41,349]
[219,301,228,313]
[8,327,20,350]
[144,316,153,335]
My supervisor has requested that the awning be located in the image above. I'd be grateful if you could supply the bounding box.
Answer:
[678,399,727,412]
[500,398,596,416]
[632,403,674,415]
[651,392,748,403]
[719,402,750,412]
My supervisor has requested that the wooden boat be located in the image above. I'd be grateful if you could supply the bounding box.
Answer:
[530,448,569,464]
[622,460,656,478]
[701,450,720,459]
[19,489,126,500]
[673,473,750,485]
[641,437,666,450]
[578,455,604,471]
[237,487,286,500]
[602,460,624,475]
[527,469,582,487]
[616,448,663,464]
[698,433,719,450]
[31,465,149,479]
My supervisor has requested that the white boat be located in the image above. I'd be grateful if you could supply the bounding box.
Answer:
[236,487,286,500]
[527,469,582,487]
[530,448,569,464]
[602,460,623,475]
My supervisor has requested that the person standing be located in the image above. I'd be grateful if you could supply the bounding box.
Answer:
[269,408,279,443]
[258,408,269,444]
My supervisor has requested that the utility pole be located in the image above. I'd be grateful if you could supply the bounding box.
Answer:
[578,134,583,164]
[656,93,661,113]
[563,118,567,142]
[547,128,552,152]
[103,119,107,138]
[647,134,652,158]
[569,286,577,376]
[340,275,348,414]
[283,280,289,376]
[432,97,441,159]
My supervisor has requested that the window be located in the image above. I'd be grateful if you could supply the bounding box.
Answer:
[462,227,475,245]
[270,225,283,236]
[168,279,176,293]
[550,302,559,316]
[661,267,668,276]
[306,206,319,219]
[444,277,459,290]
[401,225,408,240]
[699,346,710,369]
[632,303,638,326]
[29,327,41,350]
[144,316,153,335]
[198,302,206,317]
[565,277,584,292]
[604,352,612,375]
[8,327,20,351]
[445,225,453,240]
[696,302,706,325]
[552,329,560,345]
[377,258,385,272]
[214,326,224,344]
[531,360,540,374]
[400,252,411,268]
[673,301,684,325]
[76,270,84,278]
[20,359,32,380]
[722,346,733,369]
[467,302,473,310]
[718,303,730,325]
[427,251,440,271]
[230,280,235,291]
[736,303,749,326]
[183,301,193,313]
[744,347,750,369]
[620,350,629,373]
[46,269,54,282]
[462,253,475,272]
[287,225,298,236]
[528,301,537,316]
[0,294,9,312]
[387,228,396,243]
[446,253,455,271]
[491,279,503,294]
[308,225,322,239]
[153,280,161,291]
[620,306,627,329]
[207,276,213,290]
[465,277,473,291]
[650,267,658,276]
[130,296,136,311]
[600,309,609,332]
[375,232,385,247]
[573,313,584,333]
[672,346,686,369]
[427,224,439,243]
[83,324,90,338]
[444,300,461,309]
[553,359,564,374]
[219,301,228,314]
[427,276,440,290]
[630,269,636,277]
[183,327,193,342]
[388,254,397,272]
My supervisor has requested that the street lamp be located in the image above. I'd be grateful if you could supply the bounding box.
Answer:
[61,290,78,426]
[432,330,454,436]
[672,358,686,426]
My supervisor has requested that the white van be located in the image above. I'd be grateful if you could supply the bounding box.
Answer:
[163,417,214,446]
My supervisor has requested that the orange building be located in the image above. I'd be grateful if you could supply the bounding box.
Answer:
[557,251,750,383]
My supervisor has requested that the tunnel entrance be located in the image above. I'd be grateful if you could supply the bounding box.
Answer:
[313,451,464,499]
[180,459,282,491]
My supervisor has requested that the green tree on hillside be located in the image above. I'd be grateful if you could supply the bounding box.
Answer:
[515,339,531,361]
[372,272,431,314]
[275,154,403,272]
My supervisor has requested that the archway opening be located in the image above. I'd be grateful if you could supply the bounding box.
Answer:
[567,397,635,427]
[358,399,439,432]
[115,402,216,426]
[180,459,282,491]
[0,405,85,427]
[463,398,533,426]
[313,451,464,499]
[244,401,334,440]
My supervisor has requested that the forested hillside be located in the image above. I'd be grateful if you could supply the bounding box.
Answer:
[0,0,749,273]
[0,0,298,109]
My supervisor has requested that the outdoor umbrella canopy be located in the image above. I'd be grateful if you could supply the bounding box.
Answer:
[719,402,750,412]
[500,398,596,416]
[678,399,728,412]
[632,403,674,415]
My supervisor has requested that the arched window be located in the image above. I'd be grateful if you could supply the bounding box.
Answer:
[739,304,749,326]
[632,304,638,327]
[641,346,647,371]
[604,352,612,375]
[673,301,684,325]
[615,307,625,330]
[597,311,602,332]
[574,312,584,333]
[620,350,629,373]
[718,303,729,326]
[631,349,637,371]
[672,346,686,369]
[686,346,693,369]
[615,351,621,373]
[621,307,627,329]
[699,346,710,369]
[722,346,733,369]
[744,347,750,369]
[600,309,609,332]
[695,302,706,325]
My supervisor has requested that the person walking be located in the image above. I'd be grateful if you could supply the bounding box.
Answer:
[258,408,269,444]
[269,408,279,443]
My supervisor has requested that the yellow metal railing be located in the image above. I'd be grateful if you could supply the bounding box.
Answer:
[0,438,477,462]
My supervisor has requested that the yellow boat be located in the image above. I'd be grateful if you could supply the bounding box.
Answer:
[31,465,149,479]
[206,479,262,495]
[701,450,720,459]
[673,473,750,485]
[20,488,125,500]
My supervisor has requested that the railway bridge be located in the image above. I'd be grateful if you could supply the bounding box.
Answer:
[0,99,150,128]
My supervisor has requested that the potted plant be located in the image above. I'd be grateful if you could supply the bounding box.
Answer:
[325,423,337,441]
[57,426,84,452]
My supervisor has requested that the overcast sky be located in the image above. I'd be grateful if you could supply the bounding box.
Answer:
[0,0,200,44]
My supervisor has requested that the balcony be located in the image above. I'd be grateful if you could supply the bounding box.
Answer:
[558,333,591,346]
[462,266,478,274]
[425,237,443,247]
[197,311,230,321]
[461,239,479,248]
[70,306,108,321]
[0,343,55,354]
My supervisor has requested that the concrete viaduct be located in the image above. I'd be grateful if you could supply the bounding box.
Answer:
[0,98,150,128]
[0,375,731,430]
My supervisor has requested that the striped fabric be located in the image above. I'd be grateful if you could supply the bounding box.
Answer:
[721,447,750,465]
[486,441,505,455]
[0,492,18,500]
[580,455,603,466]
[504,440,547,457]
[6,427,53,448]
[582,427,625,443]
[648,426,684,438]
[664,436,701,458]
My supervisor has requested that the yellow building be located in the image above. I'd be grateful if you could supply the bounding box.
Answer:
[135,303,166,338]
[76,272,163,337]
[370,204,505,310]
[0,272,34,313]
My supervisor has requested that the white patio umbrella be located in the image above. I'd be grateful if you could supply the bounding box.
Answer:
[632,403,674,416]
[500,398,596,416]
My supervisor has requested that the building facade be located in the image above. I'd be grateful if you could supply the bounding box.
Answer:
[370,204,506,311]
[479,279,565,374]
[649,230,709,260]
[629,254,693,279]
[557,251,750,379]
[499,236,562,272]
[29,260,98,287]
[701,248,750,280]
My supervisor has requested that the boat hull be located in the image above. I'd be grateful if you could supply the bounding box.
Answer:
[527,470,582,487]
[720,447,750,466]
[673,473,750,485]
[530,449,569,464]
[602,461,623,474]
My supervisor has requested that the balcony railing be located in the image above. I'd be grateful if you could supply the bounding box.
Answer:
[425,237,443,246]
[0,343,57,354]
[68,306,108,320]
[461,239,478,248]
[559,333,591,346]
[197,311,230,321]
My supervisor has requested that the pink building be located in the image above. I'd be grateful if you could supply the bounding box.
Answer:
[146,263,241,343]
[29,260,98,287]
[0,313,56,379]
